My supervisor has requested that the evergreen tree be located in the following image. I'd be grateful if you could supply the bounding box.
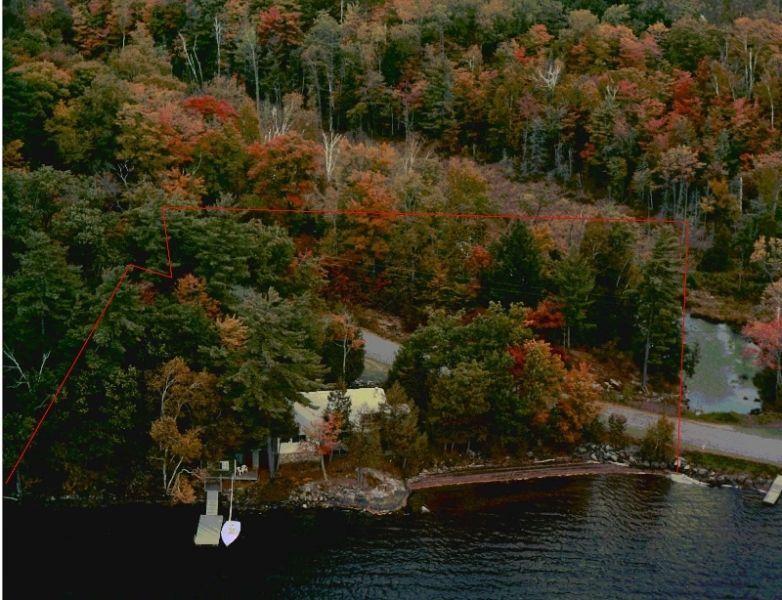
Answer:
[227,289,326,442]
[347,417,384,474]
[580,222,637,345]
[632,230,683,389]
[326,388,353,440]
[379,383,428,474]
[607,414,628,449]
[427,360,491,453]
[417,48,457,146]
[553,251,595,347]
[4,232,86,359]
[483,221,544,308]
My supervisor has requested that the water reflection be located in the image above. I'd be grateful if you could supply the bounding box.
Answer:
[685,314,761,414]
[4,476,781,599]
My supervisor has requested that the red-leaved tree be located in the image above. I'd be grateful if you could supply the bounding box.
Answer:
[305,412,343,480]
[743,317,782,396]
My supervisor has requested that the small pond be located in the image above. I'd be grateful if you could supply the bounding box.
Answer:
[359,318,764,415]
[685,314,762,414]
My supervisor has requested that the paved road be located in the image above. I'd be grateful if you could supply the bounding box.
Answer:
[361,328,782,466]
[601,403,782,466]
[361,328,400,365]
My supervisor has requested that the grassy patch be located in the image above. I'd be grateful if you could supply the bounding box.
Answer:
[682,409,782,429]
[686,287,755,327]
[683,451,779,479]
[689,411,743,424]
[756,411,782,425]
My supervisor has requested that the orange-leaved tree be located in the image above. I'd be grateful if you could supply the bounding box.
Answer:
[546,362,601,446]
[149,357,218,503]
[246,132,321,209]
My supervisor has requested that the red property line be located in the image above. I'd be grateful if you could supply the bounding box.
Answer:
[3,206,689,486]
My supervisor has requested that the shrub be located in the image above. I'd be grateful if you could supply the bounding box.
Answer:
[607,414,628,449]
[638,416,674,465]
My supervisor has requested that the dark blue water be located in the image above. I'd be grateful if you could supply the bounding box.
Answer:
[4,475,781,598]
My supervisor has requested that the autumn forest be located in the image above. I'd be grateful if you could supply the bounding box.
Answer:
[3,0,782,501]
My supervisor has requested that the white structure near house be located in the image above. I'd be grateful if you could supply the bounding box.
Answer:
[275,387,386,465]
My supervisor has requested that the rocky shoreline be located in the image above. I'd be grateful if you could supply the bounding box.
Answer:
[16,447,778,512]
[288,468,409,514]
[574,442,778,494]
[285,446,779,514]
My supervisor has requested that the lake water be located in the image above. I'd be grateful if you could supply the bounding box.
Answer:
[4,476,781,598]
[685,315,762,414]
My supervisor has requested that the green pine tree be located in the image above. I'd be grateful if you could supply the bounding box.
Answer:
[633,230,683,389]
[228,289,326,442]
[484,221,544,307]
[554,251,596,347]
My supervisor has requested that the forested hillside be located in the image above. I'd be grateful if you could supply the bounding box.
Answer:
[3,0,782,501]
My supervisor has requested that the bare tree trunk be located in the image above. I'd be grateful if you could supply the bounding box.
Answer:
[327,76,335,132]
[342,330,349,382]
[251,45,262,140]
[642,334,651,392]
[162,451,169,493]
[167,456,184,493]
[320,455,328,480]
[214,17,223,78]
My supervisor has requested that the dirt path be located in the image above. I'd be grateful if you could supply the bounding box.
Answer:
[600,403,782,465]
[407,461,655,491]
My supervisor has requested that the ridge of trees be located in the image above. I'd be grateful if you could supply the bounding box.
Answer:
[4,0,781,500]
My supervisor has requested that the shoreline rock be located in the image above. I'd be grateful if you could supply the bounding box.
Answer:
[289,468,408,514]
[573,442,776,493]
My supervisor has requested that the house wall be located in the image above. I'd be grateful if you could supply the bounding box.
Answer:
[277,440,320,464]
[278,450,320,465]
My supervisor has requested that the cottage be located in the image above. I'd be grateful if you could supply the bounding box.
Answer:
[274,387,386,466]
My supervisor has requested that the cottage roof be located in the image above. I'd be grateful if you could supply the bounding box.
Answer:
[292,387,386,432]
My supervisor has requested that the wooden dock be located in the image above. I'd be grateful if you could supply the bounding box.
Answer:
[205,489,219,515]
[762,475,782,505]
[194,515,223,546]
[195,478,223,545]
